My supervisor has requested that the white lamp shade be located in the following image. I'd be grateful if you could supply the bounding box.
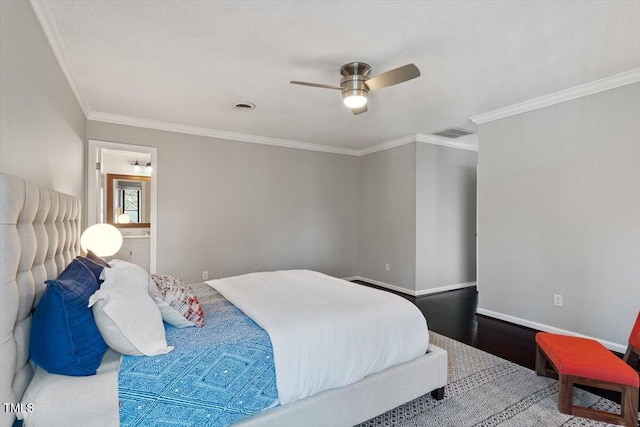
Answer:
[117,213,131,224]
[81,224,123,257]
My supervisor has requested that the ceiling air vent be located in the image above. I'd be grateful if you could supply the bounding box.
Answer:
[432,127,474,138]
[233,102,256,111]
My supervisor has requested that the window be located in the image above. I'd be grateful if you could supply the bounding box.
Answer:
[120,187,140,223]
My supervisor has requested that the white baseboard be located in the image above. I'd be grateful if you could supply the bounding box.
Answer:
[415,281,477,296]
[352,276,476,297]
[476,308,627,353]
[355,276,416,295]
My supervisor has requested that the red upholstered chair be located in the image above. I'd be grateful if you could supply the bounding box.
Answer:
[535,313,640,427]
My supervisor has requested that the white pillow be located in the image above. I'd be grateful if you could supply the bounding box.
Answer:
[108,259,158,296]
[88,260,173,356]
[155,299,196,328]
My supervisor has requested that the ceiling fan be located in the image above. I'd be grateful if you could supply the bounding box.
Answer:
[290,62,420,115]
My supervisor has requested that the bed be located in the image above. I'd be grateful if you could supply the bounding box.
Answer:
[0,172,448,427]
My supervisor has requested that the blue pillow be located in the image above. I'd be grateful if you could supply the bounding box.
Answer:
[30,259,108,376]
[76,256,105,284]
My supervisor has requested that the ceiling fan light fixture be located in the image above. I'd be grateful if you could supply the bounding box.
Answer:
[343,90,367,109]
[291,61,419,114]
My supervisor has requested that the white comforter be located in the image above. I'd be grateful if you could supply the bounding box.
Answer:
[206,270,429,405]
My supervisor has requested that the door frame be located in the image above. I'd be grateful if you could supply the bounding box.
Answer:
[87,139,158,273]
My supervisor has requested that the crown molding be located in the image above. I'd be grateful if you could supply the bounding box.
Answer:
[471,68,640,125]
[356,133,478,156]
[89,112,480,157]
[88,111,361,156]
[30,0,92,117]
[357,134,417,156]
[415,134,478,152]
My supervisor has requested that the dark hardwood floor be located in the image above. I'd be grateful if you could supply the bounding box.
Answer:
[413,286,540,369]
[354,280,640,405]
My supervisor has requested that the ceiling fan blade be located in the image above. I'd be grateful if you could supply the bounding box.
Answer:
[365,63,420,91]
[352,105,368,115]
[290,81,342,90]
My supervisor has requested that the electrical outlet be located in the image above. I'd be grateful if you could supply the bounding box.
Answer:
[553,294,563,307]
[385,263,390,271]
[202,271,209,280]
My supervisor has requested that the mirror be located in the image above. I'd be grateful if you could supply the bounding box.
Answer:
[106,174,151,227]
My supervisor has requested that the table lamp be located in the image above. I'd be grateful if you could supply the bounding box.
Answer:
[80,223,123,257]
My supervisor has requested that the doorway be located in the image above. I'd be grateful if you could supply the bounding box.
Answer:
[87,139,158,273]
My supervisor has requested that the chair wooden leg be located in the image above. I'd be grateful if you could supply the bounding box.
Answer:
[535,344,547,376]
[558,374,573,415]
[562,378,638,426]
[623,345,633,363]
[621,385,638,427]
[623,344,640,364]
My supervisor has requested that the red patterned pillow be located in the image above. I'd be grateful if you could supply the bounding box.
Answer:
[151,275,205,328]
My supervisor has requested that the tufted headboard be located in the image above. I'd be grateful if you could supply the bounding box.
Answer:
[0,173,81,426]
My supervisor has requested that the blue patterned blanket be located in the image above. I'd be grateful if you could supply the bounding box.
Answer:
[118,284,279,426]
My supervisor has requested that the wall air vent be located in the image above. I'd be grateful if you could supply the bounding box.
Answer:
[432,127,474,138]
[233,102,256,111]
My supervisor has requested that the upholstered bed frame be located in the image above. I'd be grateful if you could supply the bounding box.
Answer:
[0,172,447,427]
[0,173,81,427]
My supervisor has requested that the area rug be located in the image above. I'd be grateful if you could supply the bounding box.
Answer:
[359,332,634,427]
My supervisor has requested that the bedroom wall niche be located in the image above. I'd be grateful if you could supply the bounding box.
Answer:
[358,141,478,295]
[415,143,478,293]
[87,140,157,273]
[359,143,418,292]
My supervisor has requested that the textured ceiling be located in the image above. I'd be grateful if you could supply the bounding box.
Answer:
[39,1,640,150]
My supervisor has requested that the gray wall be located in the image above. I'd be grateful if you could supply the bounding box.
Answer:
[0,1,85,200]
[358,143,417,292]
[477,83,640,347]
[416,143,477,292]
[86,121,360,283]
[358,142,478,294]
